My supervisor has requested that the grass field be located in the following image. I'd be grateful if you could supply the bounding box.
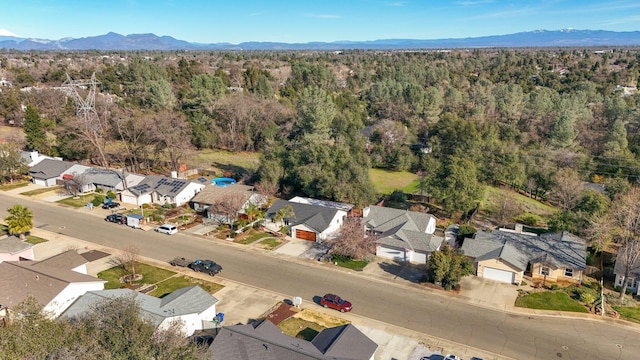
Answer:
[0,181,29,191]
[149,275,224,298]
[192,149,260,176]
[369,169,419,195]
[20,186,63,196]
[57,194,97,207]
[613,305,640,323]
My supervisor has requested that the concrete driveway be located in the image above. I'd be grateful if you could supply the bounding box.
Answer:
[458,276,519,311]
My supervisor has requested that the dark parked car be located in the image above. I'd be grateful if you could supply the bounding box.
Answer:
[102,201,120,209]
[320,293,352,312]
[104,213,126,224]
[189,259,223,276]
[192,335,213,347]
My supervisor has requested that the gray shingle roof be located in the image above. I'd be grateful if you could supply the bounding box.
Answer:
[62,285,218,327]
[461,230,587,271]
[191,184,255,205]
[30,249,88,271]
[266,199,341,233]
[83,168,125,188]
[210,320,377,360]
[28,158,75,179]
[613,246,640,278]
[363,206,440,253]
[0,236,33,254]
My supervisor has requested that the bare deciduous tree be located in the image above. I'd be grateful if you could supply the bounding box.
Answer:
[552,168,583,210]
[151,110,192,173]
[208,192,247,225]
[609,187,640,298]
[63,171,88,198]
[113,245,141,283]
[494,190,522,226]
[325,217,376,260]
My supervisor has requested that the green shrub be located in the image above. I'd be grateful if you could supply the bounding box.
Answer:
[550,284,560,291]
[106,190,116,199]
[92,195,105,206]
[162,203,176,209]
[459,224,477,238]
[142,203,151,209]
[95,187,103,193]
[513,212,543,226]
[572,287,598,304]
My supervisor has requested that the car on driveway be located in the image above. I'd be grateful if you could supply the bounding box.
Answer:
[102,201,120,209]
[104,213,126,224]
[155,224,178,235]
[320,293,352,312]
[189,259,222,276]
[444,355,462,360]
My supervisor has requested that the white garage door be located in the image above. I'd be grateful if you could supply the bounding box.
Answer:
[377,246,405,261]
[483,267,515,284]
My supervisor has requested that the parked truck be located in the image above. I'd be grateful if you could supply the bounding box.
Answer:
[169,257,192,267]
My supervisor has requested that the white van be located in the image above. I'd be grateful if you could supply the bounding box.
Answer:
[155,224,178,235]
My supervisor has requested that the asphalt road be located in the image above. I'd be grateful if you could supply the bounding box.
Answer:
[2,193,639,360]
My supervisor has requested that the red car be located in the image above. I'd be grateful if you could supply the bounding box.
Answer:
[320,293,352,312]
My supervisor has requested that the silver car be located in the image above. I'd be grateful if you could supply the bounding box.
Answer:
[155,224,178,235]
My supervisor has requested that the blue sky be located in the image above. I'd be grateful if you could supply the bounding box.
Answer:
[2,0,640,43]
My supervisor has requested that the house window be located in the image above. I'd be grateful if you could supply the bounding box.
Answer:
[564,268,573,277]
[540,266,550,276]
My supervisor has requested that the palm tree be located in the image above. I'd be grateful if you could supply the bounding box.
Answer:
[244,202,263,222]
[5,204,33,240]
[274,205,294,227]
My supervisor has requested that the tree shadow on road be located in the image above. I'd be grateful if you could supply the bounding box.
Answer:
[377,260,427,283]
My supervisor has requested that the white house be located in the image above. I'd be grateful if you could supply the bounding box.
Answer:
[62,286,219,336]
[120,175,206,207]
[362,205,441,264]
[28,158,76,186]
[613,247,640,296]
[265,199,348,242]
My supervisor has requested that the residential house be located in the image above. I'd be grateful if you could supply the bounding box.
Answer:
[210,320,378,360]
[191,183,267,223]
[62,286,218,336]
[82,168,145,194]
[28,158,76,186]
[362,205,441,264]
[0,250,106,318]
[120,175,206,207]
[265,199,348,242]
[613,248,640,296]
[460,226,587,285]
[0,236,34,261]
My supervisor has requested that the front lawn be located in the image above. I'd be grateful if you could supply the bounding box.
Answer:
[98,262,177,290]
[332,255,369,270]
[515,291,589,313]
[20,186,62,196]
[0,181,29,191]
[149,275,224,298]
[25,234,48,245]
[56,194,97,207]
[255,237,285,250]
[612,305,640,323]
[234,229,270,245]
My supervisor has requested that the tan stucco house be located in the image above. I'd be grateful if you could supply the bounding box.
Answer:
[460,226,587,285]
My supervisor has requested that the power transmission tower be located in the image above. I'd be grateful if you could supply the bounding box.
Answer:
[62,72,102,133]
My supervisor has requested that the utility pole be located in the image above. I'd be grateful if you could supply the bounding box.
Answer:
[600,277,605,317]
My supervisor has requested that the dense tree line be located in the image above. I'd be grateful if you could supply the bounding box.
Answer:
[1,48,640,211]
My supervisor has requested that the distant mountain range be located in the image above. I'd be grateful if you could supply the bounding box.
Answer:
[1,29,640,51]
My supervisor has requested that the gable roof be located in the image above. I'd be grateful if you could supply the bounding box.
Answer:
[288,196,354,212]
[0,260,104,308]
[62,285,218,327]
[461,230,587,271]
[28,158,76,179]
[83,168,126,188]
[30,250,88,271]
[210,320,377,360]
[191,184,255,205]
[613,246,640,278]
[266,199,343,234]
[363,206,440,253]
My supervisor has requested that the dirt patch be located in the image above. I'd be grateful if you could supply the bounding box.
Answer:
[292,309,349,328]
[263,302,299,325]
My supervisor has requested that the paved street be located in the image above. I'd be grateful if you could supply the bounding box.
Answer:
[2,191,640,360]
